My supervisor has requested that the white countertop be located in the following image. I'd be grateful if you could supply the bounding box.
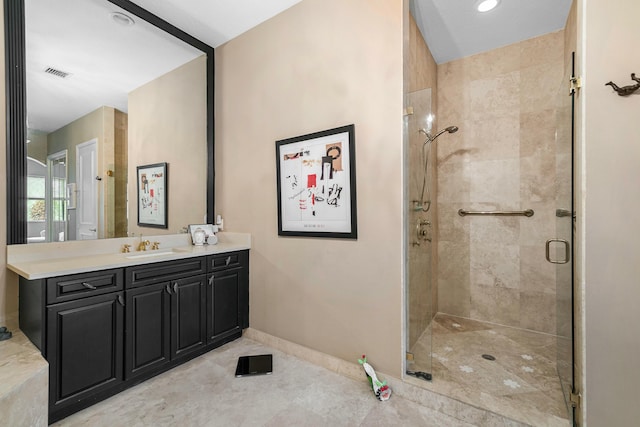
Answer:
[7,232,251,280]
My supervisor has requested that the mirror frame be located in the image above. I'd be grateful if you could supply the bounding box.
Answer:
[4,0,215,244]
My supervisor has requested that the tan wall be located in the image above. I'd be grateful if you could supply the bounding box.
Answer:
[49,106,106,183]
[405,13,439,350]
[436,31,565,333]
[215,0,404,376]
[128,55,207,236]
[407,14,438,109]
[581,0,640,424]
[113,110,128,237]
[26,129,47,163]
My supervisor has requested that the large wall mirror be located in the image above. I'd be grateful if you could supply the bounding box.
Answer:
[5,0,214,245]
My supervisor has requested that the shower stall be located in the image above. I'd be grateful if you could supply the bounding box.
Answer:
[403,6,575,426]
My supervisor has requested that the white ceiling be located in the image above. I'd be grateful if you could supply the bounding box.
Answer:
[411,0,573,64]
[27,0,572,133]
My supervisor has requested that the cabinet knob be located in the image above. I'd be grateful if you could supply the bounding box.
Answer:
[117,295,125,306]
[225,256,231,266]
[208,275,214,285]
[173,282,178,293]
[165,283,173,295]
[81,282,97,290]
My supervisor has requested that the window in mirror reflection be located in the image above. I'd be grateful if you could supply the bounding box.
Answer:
[27,157,47,243]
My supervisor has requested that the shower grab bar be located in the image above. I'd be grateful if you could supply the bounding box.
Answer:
[458,209,534,217]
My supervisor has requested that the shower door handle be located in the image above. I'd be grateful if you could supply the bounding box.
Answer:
[556,209,574,218]
[545,239,570,264]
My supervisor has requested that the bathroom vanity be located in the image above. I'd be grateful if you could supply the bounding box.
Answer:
[7,233,250,423]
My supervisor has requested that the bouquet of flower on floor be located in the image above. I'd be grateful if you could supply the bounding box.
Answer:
[358,355,391,401]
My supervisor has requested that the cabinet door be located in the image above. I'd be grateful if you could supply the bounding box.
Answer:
[207,269,242,343]
[171,276,206,359]
[125,282,171,380]
[47,292,124,413]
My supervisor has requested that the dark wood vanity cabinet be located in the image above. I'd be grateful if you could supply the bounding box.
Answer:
[47,291,125,420]
[124,264,207,381]
[18,250,249,424]
[125,282,171,380]
[32,270,127,422]
[207,251,249,343]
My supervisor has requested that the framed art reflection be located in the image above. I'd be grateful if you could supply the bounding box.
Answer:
[137,162,168,228]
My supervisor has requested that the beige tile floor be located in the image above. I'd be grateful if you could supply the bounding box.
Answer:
[53,337,478,427]
[407,314,571,427]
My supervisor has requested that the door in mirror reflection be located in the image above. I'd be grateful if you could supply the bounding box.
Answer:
[77,139,98,240]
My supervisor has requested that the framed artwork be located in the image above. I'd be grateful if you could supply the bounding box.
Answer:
[276,124,357,239]
[137,162,168,228]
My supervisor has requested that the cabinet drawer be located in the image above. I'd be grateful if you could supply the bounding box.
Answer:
[125,257,206,288]
[207,251,244,272]
[47,269,123,304]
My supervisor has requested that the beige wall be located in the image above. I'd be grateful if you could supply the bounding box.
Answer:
[436,31,565,333]
[216,0,404,376]
[580,0,640,424]
[128,55,207,237]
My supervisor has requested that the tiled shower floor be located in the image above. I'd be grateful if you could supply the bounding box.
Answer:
[407,314,571,427]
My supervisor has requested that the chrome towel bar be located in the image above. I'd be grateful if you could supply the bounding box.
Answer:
[458,209,534,217]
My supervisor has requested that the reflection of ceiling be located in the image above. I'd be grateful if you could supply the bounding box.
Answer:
[26,0,303,133]
[29,0,572,132]
[411,0,573,64]
[130,0,304,49]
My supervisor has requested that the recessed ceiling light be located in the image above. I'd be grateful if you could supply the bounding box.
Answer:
[110,12,135,26]
[477,0,500,13]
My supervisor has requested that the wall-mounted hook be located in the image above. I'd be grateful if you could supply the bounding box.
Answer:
[605,73,640,96]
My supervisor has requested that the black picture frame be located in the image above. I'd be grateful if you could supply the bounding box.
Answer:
[276,124,357,239]
[137,162,168,228]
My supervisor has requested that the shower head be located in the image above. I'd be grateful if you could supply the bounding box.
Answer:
[431,126,458,141]
[420,125,458,144]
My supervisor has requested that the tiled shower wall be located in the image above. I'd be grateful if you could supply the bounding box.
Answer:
[436,31,565,334]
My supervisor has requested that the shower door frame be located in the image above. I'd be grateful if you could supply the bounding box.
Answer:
[549,51,577,423]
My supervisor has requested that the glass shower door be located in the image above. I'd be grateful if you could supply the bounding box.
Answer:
[550,52,576,423]
[405,88,434,381]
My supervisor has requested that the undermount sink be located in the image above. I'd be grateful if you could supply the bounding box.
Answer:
[125,248,190,259]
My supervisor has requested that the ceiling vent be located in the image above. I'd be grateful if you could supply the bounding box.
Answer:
[44,67,71,79]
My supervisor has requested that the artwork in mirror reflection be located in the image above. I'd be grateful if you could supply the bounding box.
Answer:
[24,0,206,243]
[137,163,168,229]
